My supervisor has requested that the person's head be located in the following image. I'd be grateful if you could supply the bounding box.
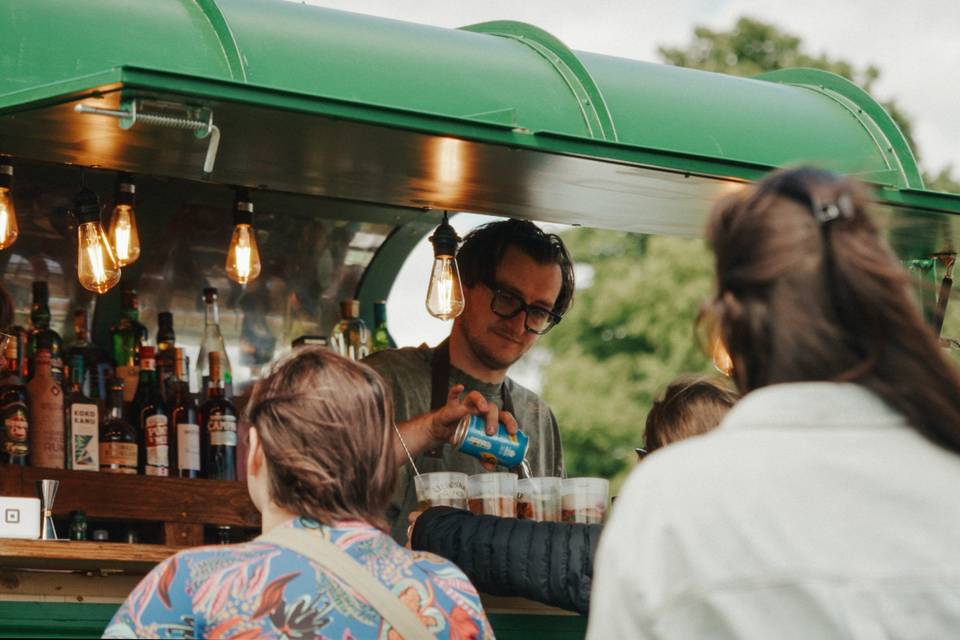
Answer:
[701,166,960,454]
[453,218,574,371]
[244,346,398,529]
[644,375,739,454]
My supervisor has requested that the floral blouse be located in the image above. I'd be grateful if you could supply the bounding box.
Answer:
[103,517,494,639]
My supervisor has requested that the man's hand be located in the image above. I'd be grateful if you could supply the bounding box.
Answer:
[430,385,519,470]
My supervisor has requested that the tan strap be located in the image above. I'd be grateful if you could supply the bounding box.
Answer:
[259,525,433,640]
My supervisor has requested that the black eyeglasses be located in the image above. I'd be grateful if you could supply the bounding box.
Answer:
[489,287,562,335]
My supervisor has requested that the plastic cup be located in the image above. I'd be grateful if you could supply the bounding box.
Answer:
[517,477,562,521]
[414,472,468,511]
[467,473,518,517]
[561,477,609,524]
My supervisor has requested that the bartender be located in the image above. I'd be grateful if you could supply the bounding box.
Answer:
[365,218,575,543]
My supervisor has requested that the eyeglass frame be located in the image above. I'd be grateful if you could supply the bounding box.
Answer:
[486,284,563,335]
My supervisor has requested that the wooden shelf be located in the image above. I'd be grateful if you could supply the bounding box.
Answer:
[0,539,179,572]
[0,465,259,546]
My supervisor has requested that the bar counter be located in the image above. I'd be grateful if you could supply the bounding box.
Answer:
[0,467,585,638]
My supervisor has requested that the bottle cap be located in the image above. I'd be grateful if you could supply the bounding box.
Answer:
[158,311,173,329]
[140,345,156,359]
[340,300,360,319]
[122,288,139,309]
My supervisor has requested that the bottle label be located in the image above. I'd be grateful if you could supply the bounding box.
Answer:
[0,401,29,458]
[68,402,99,471]
[116,365,140,402]
[145,414,169,476]
[100,442,137,474]
[29,382,64,469]
[177,423,201,472]
[208,414,237,447]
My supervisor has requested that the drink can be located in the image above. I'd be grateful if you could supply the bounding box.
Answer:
[453,414,528,468]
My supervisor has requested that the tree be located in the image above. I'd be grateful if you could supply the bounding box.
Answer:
[540,16,958,490]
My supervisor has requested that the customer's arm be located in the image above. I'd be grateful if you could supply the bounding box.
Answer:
[410,507,601,615]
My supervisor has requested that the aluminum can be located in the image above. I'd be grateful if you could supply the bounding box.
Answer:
[453,414,529,468]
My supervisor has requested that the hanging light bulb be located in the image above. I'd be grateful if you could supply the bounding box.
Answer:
[75,187,121,294]
[225,188,261,285]
[107,172,140,266]
[425,212,465,320]
[0,158,19,250]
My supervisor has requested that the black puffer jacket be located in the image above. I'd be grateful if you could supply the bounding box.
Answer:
[410,507,602,615]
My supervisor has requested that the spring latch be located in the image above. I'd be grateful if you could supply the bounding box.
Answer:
[74,99,221,174]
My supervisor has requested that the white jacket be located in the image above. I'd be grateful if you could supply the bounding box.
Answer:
[588,383,960,640]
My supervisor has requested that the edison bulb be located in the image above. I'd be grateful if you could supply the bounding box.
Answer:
[225,223,261,285]
[77,220,121,294]
[425,255,465,320]
[107,203,140,266]
[0,186,18,250]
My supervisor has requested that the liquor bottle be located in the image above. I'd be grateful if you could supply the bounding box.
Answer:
[155,311,176,400]
[200,351,236,480]
[197,287,232,398]
[170,347,200,479]
[0,335,29,465]
[132,346,169,476]
[99,380,137,474]
[27,281,64,384]
[65,308,110,400]
[371,301,397,352]
[27,345,65,468]
[111,288,148,403]
[331,299,370,361]
[65,354,99,471]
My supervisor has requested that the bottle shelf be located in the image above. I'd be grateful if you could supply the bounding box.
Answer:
[0,464,258,547]
[0,539,179,572]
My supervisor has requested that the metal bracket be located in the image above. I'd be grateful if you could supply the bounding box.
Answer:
[74,99,221,174]
[933,252,956,336]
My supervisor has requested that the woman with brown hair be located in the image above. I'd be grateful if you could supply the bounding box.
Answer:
[105,347,493,639]
[589,167,960,638]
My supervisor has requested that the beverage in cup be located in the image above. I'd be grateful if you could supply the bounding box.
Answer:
[517,477,562,521]
[414,471,468,510]
[561,477,609,524]
[467,472,517,517]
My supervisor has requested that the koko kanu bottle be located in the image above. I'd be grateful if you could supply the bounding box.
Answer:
[200,351,237,480]
[27,344,65,469]
[65,355,99,471]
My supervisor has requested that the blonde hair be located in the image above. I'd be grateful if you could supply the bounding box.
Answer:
[644,375,738,452]
[245,347,398,529]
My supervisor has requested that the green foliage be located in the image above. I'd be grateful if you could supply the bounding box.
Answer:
[541,232,715,489]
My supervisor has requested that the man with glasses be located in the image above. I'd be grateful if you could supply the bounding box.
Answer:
[365,218,575,543]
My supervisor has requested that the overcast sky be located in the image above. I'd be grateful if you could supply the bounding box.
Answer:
[294,0,959,366]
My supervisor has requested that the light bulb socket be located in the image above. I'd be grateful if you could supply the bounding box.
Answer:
[115,172,135,205]
[0,159,12,189]
[233,189,254,226]
[74,187,102,224]
[429,212,460,257]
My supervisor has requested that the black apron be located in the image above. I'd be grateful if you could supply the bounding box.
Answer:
[427,339,515,458]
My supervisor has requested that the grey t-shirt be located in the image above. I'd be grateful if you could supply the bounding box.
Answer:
[365,344,565,543]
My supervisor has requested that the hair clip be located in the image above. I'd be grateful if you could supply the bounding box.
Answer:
[814,193,854,224]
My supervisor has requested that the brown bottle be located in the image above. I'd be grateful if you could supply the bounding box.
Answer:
[0,336,29,465]
[27,347,65,468]
[170,348,200,478]
[99,380,138,474]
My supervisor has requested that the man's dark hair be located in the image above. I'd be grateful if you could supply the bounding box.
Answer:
[456,218,575,316]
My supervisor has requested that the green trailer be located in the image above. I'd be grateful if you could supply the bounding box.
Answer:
[0,0,957,637]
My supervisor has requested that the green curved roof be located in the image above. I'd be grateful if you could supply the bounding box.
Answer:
[1,0,956,242]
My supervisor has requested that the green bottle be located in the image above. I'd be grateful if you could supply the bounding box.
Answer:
[371,301,397,352]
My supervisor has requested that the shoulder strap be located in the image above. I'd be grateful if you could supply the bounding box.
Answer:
[260,526,433,640]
